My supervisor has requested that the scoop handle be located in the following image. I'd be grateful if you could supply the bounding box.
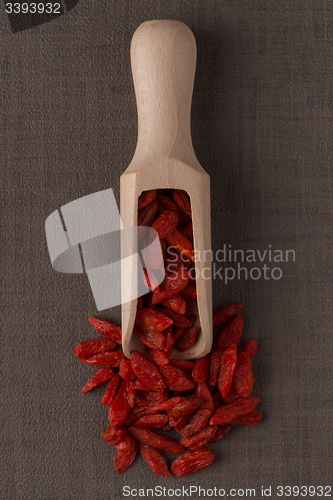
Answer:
[130,20,197,165]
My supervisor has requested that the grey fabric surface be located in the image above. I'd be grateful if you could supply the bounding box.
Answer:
[1,1,332,499]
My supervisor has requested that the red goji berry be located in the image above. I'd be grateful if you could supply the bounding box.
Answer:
[73,338,116,359]
[148,348,169,366]
[156,193,181,215]
[101,372,120,406]
[135,307,173,332]
[160,293,187,314]
[101,425,124,445]
[88,317,122,345]
[160,308,192,328]
[192,355,210,383]
[135,414,169,428]
[175,326,200,352]
[151,210,179,239]
[179,284,197,301]
[207,350,223,390]
[233,350,255,398]
[165,229,194,260]
[81,350,126,367]
[119,359,137,382]
[208,425,232,443]
[168,359,194,372]
[196,383,214,413]
[243,339,258,358]
[168,398,204,418]
[138,189,157,209]
[178,222,193,239]
[172,189,192,219]
[213,303,243,330]
[218,343,238,398]
[138,199,158,227]
[139,443,170,476]
[129,426,184,454]
[209,396,261,426]
[134,326,165,350]
[146,396,186,414]
[131,351,166,391]
[159,365,196,392]
[113,430,138,473]
[180,425,218,449]
[108,380,132,427]
[178,408,212,438]
[230,409,262,426]
[80,367,114,394]
[170,449,215,477]
[213,313,243,351]
[151,269,189,305]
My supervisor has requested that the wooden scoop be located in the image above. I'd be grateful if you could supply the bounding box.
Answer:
[120,20,212,359]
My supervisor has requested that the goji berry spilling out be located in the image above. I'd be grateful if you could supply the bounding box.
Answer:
[73,189,262,476]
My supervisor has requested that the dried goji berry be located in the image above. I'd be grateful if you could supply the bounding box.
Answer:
[208,425,232,443]
[243,339,258,358]
[175,326,200,352]
[159,365,196,392]
[113,429,138,473]
[168,359,194,372]
[141,267,160,293]
[166,229,194,260]
[168,398,204,418]
[160,308,192,328]
[179,284,197,301]
[151,269,189,304]
[146,396,186,414]
[233,351,255,399]
[148,348,169,366]
[207,350,223,390]
[108,380,131,427]
[172,189,192,219]
[156,193,181,215]
[80,367,114,394]
[73,338,116,359]
[221,385,239,404]
[138,189,157,209]
[213,313,243,351]
[196,383,214,413]
[135,391,169,408]
[180,425,218,449]
[218,343,238,398]
[127,382,137,408]
[160,293,187,314]
[212,391,222,411]
[230,409,262,426]
[209,396,261,426]
[101,372,120,406]
[151,210,179,239]
[81,350,126,368]
[213,303,243,330]
[119,359,137,382]
[192,355,209,383]
[170,449,215,476]
[135,414,169,428]
[131,351,166,391]
[129,426,184,454]
[88,317,122,345]
[138,199,158,227]
[178,222,193,239]
[134,326,165,350]
[101,425,124,445]
[135,307,173,332]
[139,443,170,476]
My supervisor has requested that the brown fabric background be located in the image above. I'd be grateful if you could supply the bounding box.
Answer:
[1,1,332,499]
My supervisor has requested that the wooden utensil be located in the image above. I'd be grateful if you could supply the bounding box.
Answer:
[120,20,212,359]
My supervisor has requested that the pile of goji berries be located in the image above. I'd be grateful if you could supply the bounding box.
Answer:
[73,190,262,477]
